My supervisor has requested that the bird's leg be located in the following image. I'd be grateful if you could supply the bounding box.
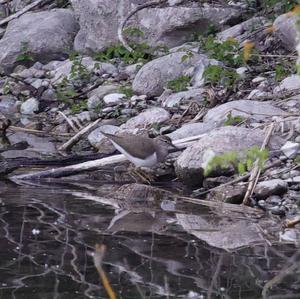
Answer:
[128,165,155,184]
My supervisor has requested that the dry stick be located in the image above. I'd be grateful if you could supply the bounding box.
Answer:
[57,111,79,133]
[118,0,167,52]
[242,123,275,205]
[0,0,49,26]
[93,244,117,299]
[8,125,72,137]
[58,118,102,152]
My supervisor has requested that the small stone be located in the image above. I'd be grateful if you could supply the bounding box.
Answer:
[31,79,43,89]
[252,76,266,83]
[34,70,45,78]
[87,95,102,110]
[236,67,248,78]
[20,97,39,114]
[121,108,136,116]
[254,179,288,199]
[281,141,300,158]
[102,107,114,113]
[103,93,126,106]
[265,195,282,205]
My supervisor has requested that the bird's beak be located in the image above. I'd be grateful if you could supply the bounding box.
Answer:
[170,142,180,150]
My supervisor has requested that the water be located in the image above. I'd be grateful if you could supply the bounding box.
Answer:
[0,181,299,299]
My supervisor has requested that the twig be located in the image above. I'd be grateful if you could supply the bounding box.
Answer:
[207,254,223,299]
[242,123,275,205]
[282,216,300,229]
[93,244,117,299]
[8,125,72,137]
[0,0,49,27]
[118,0,167,52]
[58,118,102,152]
[57,111,79,133]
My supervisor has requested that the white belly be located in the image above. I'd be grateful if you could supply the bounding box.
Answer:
[111,141,158,167]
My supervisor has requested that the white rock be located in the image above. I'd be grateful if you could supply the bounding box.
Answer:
[103,93,126,106]
[20,97,39,114]
[281,141,300,158]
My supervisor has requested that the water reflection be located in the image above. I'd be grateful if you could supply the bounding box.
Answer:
[0,181,299,298]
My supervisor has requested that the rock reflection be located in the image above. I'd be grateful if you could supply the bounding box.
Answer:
[0,181,299,298]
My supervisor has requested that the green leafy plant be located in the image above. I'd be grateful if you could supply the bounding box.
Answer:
[181,50,194,62]
[199,36,243,67]
[263,0,298,12]
[55,77,78,103]
[94,43,153,65]
[70,100,88,114]
[204,146,269,176]
[69,53,90,84]
[224,112,245,126]
[167,75,191,92]
[123,27,145,38]
[295,155,300,164]
[203,65,240,88]
[16,42,34,63]
[274,64,293,81]
[118,86,134,98]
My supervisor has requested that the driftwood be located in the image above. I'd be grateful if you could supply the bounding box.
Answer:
[0,152,111,176]
[10,134,206,180]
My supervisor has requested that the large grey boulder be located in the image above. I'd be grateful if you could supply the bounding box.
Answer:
[203,100,287,125]
[71,0,242,52]
[132,52,215,97]
[0,9,79,73]
[273,13,298,51]
[175,126,283,186]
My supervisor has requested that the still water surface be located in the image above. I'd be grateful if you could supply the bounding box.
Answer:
[0,181,299,299]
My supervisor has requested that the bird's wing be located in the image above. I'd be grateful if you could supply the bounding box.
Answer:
[105,134,156,159]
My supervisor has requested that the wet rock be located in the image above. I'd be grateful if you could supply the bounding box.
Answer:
[132,52,212,97]
[209,185,247,204]
[273,13,298,51]
[274,75,300,92]
[20,97,39,114]
[175,126,283,187]
[279,229,300,244]
[121,107,170,130]
[281,141,300,159]
[203,100,287,125]
[176,214,266,250]
[0,9,78,73]
[103,93,126,106]
[167,122,216,140]
[160,88,205,108]
[217,17,267,42]
[254,179,288,200]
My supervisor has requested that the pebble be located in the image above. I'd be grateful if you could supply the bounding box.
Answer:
[20,97,39,115]
[103,93,126,106]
